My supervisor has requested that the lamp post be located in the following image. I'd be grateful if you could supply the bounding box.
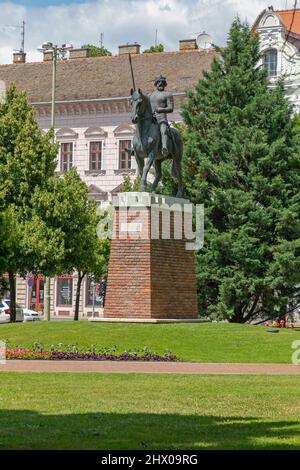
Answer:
[37,42,73,321]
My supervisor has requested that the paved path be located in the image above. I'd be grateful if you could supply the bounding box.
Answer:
[0,360,300,375]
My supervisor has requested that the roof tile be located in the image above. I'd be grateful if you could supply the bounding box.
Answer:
[0,50,217,103]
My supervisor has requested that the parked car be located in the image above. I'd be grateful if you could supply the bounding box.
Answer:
[23,308,41,322]
[0,301,11,323]
[0,299,24,322]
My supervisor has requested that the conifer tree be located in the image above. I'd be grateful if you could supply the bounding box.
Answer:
[181,19,300,322]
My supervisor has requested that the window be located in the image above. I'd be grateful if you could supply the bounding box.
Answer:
[85,275,104,307]
[89,141,102,171]
[60,142,73,172]
[119,140,132,170]
[57,277,73,306]
[264,49,277,77]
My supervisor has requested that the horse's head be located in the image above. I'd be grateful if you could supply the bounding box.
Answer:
[130,88,146,124]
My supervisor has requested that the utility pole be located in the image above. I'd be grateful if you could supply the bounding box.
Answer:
[100,32,103,48]
[2,20,25,52]
[155,29,158,47]
[37,42,73,321]
[43,45,57,322]
[51,46,57,133]
[21,20,25,52]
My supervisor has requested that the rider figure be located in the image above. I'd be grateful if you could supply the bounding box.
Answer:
[149,75,174,157]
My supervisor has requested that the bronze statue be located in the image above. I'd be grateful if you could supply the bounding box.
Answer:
[149,75,174,157]
[129,77,184,198]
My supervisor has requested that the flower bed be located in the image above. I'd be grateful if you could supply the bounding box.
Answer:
[6,349,52,360]
[264,320,295,329]
[6,348,178,362]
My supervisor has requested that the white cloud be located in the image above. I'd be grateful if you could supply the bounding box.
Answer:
[0,0,290,64]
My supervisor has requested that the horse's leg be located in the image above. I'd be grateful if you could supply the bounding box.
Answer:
[135,151,144,178]
[174,160,184,198]
[172,144,184,198]
[141,152,155,192]
[151,159,162,192]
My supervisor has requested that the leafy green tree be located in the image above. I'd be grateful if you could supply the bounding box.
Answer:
[82,44,112,57]
[121,175,141,192]
[31,169,110,321]
[0,194,9,297]
[143,44,164,53]
[180,19,300,323]
[0,84,58,321]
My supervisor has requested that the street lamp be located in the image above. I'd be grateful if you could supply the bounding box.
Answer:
[37,42,73,321]
[37,42,73,136]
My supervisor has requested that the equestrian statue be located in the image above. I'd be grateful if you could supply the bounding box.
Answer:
[128,56,184,198]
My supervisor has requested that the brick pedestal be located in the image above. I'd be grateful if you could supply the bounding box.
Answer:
[104,192,198,319]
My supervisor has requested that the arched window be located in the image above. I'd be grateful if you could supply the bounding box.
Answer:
[264,49,277,77]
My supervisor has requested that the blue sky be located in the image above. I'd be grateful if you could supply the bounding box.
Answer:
[0,0,291,65]
[0,0,91,5]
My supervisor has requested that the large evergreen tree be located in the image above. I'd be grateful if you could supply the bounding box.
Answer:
[181,19,300,322]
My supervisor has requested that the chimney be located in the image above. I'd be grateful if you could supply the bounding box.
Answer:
[43,50,53,61]
[118,43,141,55]
[69,48,88,59]
[13,51,26,64]
[179,39,198,51]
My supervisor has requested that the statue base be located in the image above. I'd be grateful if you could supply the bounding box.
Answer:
[104,193,198,320]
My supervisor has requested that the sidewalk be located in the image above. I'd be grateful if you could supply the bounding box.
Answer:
[0,360,300,375]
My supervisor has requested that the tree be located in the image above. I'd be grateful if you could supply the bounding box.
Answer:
[82,44,112,57]
[143,43,164,53]
[0,84,58,321]
[180,19,300,323]
[121,175,141,192]
[0,194,9,297]
[31,169,110,321]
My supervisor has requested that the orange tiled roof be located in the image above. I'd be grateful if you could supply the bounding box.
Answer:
[276,9,300,36]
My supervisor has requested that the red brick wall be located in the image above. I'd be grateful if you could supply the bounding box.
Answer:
[104,204,198,319]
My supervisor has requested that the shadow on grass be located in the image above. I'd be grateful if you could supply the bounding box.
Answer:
[0,410,299,450]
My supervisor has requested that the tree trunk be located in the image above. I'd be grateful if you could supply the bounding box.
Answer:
[229,296,261,324]
[229,314,244,323]
[243,296,260,323]
[74,271,85,321]
[229,305,245,323]
[8,272,16,323]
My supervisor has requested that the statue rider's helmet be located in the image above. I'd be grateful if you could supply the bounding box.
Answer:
[154,75,167,87]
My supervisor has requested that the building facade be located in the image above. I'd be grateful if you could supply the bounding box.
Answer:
[0,40,216,318]
[254,6,300,112]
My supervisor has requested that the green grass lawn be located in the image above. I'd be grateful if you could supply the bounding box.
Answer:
[1,321,299,363]
[0,372,300,450]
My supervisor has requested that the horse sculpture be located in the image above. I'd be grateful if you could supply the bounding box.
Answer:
[130,88,184,198]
